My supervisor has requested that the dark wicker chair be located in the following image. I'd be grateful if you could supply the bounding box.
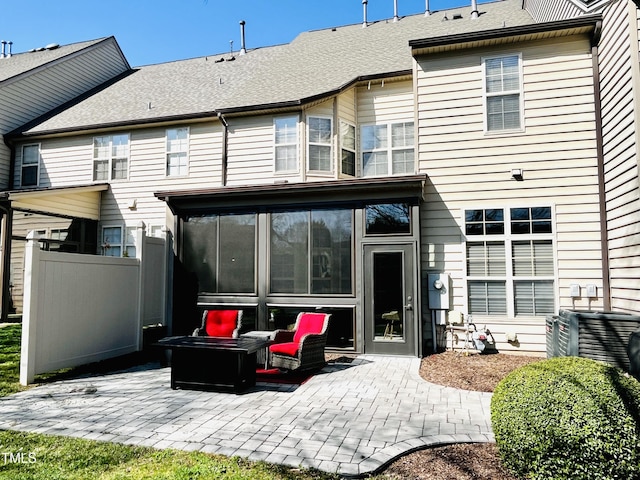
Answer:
[192,310,242,338]
[269,312,331,371]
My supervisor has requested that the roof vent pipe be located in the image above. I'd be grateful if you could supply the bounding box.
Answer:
[425,0,431,16]
[362,0,368,28]
[393,0,399,22]
[471,0,479,19]
[239,20,247,55]
[0,41,5,59]
[7,41,12,57]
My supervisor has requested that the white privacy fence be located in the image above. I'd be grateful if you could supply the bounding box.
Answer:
[20,223,167,385]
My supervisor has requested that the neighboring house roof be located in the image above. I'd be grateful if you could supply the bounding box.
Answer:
[0,38,117,84]
[16,0,538,136]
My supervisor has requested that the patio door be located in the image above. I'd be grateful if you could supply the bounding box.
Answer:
[363,244,416,355]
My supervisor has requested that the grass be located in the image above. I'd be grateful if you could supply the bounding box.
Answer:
[0,324,337,480]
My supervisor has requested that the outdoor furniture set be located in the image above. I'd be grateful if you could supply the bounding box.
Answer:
[157,310,331,392]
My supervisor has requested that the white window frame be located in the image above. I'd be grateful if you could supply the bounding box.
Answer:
[482,53,524,133]
[101,225,123,257]
[166,127,189,177]
[21,144,40,187]
[463,206,557,318]
[273,115,299,174]
[93,134,130,181]
[340,120,357,177]
[361,121,415,177]
[306,115,333,173]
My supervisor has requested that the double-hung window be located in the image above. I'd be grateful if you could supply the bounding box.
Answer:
[465,207,555,317]
[307,116,332,172]
[274,116,298,173]
[102,226,122,257]
[340,121,356,176]
[93,134,129,181]
[483,54,523,132]
[166,127,189,176]
[21,144,40,187]
[361,121,414,176]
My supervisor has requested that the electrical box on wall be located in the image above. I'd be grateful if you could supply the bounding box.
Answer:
[427,273,450,310]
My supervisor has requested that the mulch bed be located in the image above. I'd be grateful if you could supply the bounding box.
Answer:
[375,351,542,480]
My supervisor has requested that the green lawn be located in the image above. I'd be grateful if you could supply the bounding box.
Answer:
[0,324,337,480]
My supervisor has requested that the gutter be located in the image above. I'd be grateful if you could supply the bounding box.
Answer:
[8,69,412,140]
[409,14,604,52]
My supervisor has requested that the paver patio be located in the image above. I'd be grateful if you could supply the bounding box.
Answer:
[0,355,493,477]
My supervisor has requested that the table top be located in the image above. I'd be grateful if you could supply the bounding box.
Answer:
[156,336,270,354]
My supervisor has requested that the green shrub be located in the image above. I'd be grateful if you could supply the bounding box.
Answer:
[491,356,640,480]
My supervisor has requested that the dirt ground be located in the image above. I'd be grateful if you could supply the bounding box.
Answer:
[370,351,542,480]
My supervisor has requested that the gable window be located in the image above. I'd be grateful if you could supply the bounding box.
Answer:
[483,54,522,132]
[166,127,189,176]
[307,116,332,172]
[274,116,298,173]
[465,206,554,317]
[21,144,40,187]
[93,134,129,181]
[361,121,414,176]
[340,121,356,176]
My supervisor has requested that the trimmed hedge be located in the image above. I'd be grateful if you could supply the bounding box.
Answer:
[491,356,640,480]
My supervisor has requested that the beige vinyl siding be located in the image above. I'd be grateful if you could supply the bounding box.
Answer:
[226,115,291,185]
[599,0,640,313]
[0,39,128,188]
[357,80,414,125]
[416,36,602,354]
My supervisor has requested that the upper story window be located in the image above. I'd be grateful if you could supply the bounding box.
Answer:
[307,116,332,172]
[361,121,414,177]
[483,54,523,132]
[93,134,129,181]
[166,127,189,176]
[274,116,298,173]
[21,144,40,187]
[340,121,356,177]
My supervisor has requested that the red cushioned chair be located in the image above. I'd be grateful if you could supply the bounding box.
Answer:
[192,310,242,338]
[269,312,331,371]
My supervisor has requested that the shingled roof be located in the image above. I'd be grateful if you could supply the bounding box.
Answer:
[0,38,112,83]
[18,0,536,136]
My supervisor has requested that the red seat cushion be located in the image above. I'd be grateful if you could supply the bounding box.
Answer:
[204,310,238,337]
[292,313,326,344]
[269,342,299,357]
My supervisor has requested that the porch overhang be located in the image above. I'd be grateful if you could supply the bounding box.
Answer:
[1,184,108,220]
[154,175,428,215]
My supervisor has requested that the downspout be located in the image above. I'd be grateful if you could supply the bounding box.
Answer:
[591,21,611,310]
[217,112,229,186]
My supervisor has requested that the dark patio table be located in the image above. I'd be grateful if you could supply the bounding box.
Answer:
[156,336,270,393]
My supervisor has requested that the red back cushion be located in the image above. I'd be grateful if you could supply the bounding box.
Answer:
[205,310,238,337]
[293,313,326,344]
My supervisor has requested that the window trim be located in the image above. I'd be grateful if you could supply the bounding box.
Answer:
[339,120,357,177]
[463,205,557,318]
[306,115,333,174]
[360,120,415,177]
[273,115,300,174]
[482,53,524,134]
[101,225,123,257]
[166,127,189,177]
[20,143,41,187]
[93,133,130,182]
